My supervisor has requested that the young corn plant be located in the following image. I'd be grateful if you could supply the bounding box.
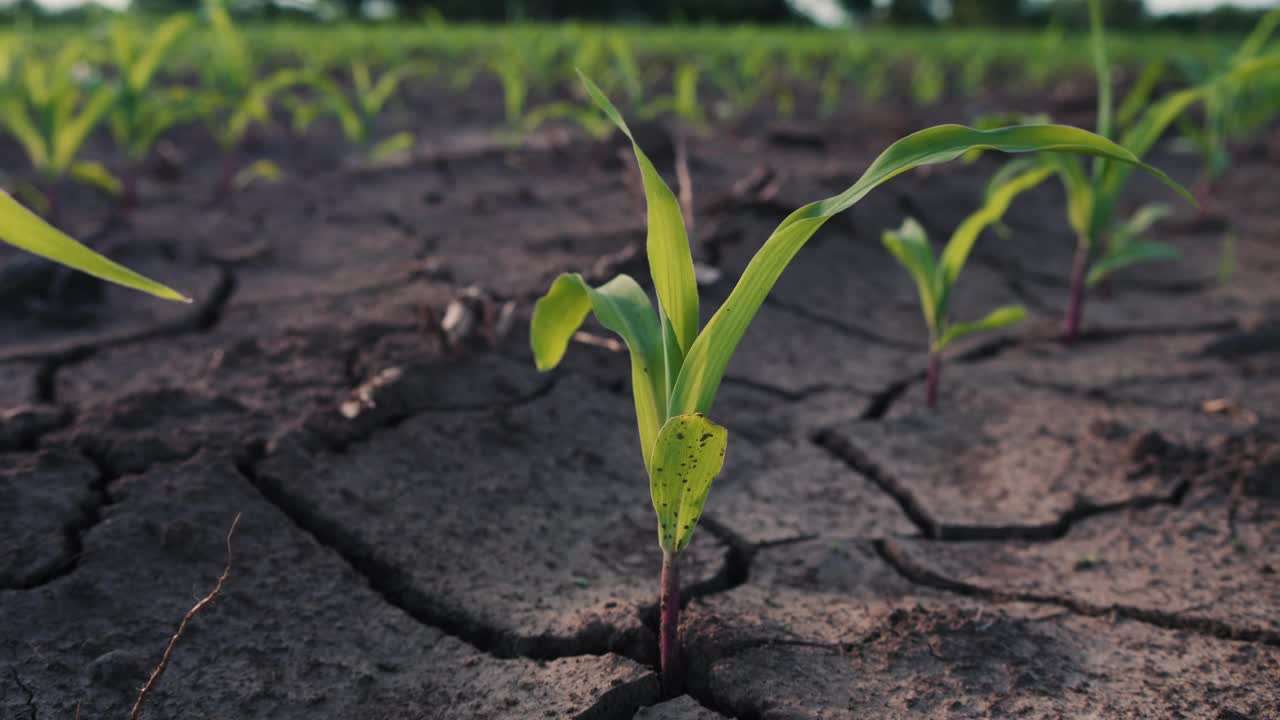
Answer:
[531,73,1185,694]
[0,189,187,302]
[0,41,119,223]
[1174,7,1280,221]
[200,0,300,194]
[293,61,430,161]
[988,0,1260,341]
[105,13,195,209]
[882,164,1054,407]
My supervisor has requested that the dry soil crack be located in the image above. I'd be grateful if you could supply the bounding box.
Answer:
[874,538,1280,646]
[812,429,1189,541]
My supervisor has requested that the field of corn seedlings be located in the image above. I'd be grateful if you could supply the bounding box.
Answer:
[3,2,1280,718]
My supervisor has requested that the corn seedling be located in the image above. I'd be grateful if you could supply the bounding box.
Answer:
[639,63,705,126]
[531,73,1182,694]
[1174,7,1280,220]
[105,13,194,208]
[200,0,300,193]
[0,190,187,302]
[294,61,430,161]
[985,0,1218,341]
[0,40,118,222]
[882,165,1054,407]
[911,56,945,107]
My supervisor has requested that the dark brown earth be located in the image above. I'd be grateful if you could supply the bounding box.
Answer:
[2,79,1279,719]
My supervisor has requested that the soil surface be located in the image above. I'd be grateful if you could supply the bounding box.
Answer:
[2,81,1279,719]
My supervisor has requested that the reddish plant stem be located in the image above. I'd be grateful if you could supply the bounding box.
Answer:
[659,550,681,696]
[43,180,62,228]
[925,349,941,409]
[219,152,237,196]
[121,169,140,212]
[1063,242,1089,343]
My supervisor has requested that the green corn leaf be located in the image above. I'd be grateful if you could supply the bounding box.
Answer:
[606,34,643,103]
[206,0,251,88]
[648,412,727,555]
[108,20,134,79]
[672,63,705,126]
[1097,86,1204,219]
[68,160,122,197]
[309,72,365,142]
[1044,153,1094,241]
[371,132,415,161]
[1118,203,1173,239]
[521,100,611,138]
[935,305,1027,351]
[531,273,666,472]
[1,100,50,170]
[52,85,118,172]
[668,122,1190,418]
[286,96,324,134]
[940,164,1053,288]
[1088,0,1113,145]
[983,155,1041,199]
[366,62,429,116]
[352,62,372,100]
[1087,240,1180,287]
[128,14,192,92]
[0,191,188,302]
[493,58,527,125]
[232,158,284,191]
[224,68,301,146]
[1237,7,1280,61]
[580,71,700,359]
[1117,60,1166,128]
[881,218,940,335]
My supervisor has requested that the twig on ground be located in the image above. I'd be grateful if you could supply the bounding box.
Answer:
[129,513,242,720]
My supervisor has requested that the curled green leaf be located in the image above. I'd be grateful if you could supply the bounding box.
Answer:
[531,273,666,472]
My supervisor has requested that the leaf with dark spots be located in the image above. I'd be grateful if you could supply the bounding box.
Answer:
[649,413,728,554]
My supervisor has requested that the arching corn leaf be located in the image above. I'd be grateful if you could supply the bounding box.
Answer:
[935,305,1026,351]
[668,123,1191,418]
[531,273,666,472]
[580,71,700,360]
[648,413,727,555]
[0,191,189,302]
[128,14,192,92]
[68,161,122,197]
[1096,86,1204,223]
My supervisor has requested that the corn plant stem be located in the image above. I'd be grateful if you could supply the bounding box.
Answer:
[219,152,237,196]
[1195,177,1220,222]
[1063,241,1089,343]
[45,182,61,228]
[122,167,140,211]
[925,349,941,408]
[659,549,681,695]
